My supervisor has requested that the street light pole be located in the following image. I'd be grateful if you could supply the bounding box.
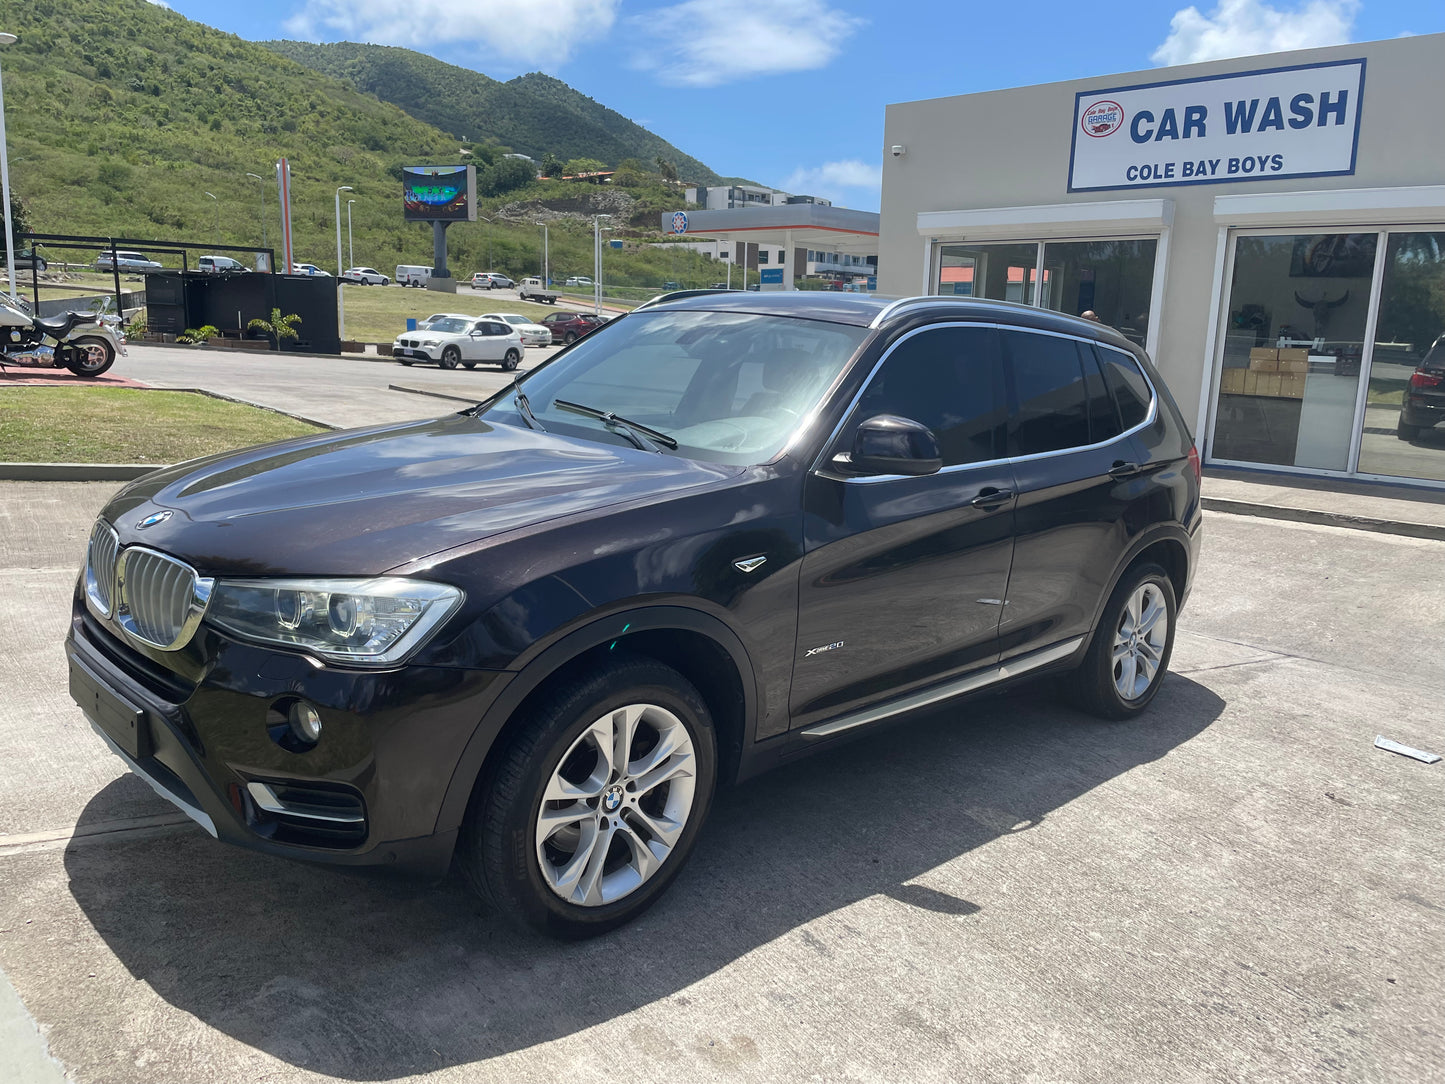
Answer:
[245,172,268,257]
[335,185,352,339]
[534,220,548,286]
[593,214,611,315]
[204,191,220,246]
[477,215,492,272]
[0,32,20,304]
[346,198,355,269]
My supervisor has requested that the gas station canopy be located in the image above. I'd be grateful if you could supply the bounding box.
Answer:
[660,204,879,288]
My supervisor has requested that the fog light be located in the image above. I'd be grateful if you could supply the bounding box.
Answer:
[289,702,323,744]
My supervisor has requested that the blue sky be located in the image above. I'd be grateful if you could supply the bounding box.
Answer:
[154,0,1439,210]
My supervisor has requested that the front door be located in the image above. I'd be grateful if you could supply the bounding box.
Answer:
[792,323,1016,730]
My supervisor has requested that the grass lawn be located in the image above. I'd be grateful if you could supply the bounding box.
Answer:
[339,285,624,344]
[0,388,324,463]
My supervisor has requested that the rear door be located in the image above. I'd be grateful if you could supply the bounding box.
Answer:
[792,323,1015,730]
[997,327,1149,659]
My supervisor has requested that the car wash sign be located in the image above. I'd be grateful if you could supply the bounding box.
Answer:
[1068,59,1365,192]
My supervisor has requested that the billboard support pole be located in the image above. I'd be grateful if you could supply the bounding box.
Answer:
[432,221,449,279]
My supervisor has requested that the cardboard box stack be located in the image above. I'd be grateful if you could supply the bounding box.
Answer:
[1222,347,1308,399]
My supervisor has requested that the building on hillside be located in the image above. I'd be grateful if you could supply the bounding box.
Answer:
[685,184,833,210]
[879,31,1445,488]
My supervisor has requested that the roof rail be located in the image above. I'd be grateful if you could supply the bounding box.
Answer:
[868,295,938,328]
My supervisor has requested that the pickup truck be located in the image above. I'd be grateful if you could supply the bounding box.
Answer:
[518,277,557,304]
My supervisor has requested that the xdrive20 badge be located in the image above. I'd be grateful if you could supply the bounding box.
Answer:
[805,641,844,657]
[135,510,172,529]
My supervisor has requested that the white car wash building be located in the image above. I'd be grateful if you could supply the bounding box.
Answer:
[878,31,1445,487]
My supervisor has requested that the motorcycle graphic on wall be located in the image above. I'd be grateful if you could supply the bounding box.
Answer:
[0,297,126,377]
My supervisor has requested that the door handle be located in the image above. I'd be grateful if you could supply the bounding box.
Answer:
[970,488,1014,509]
[1109,461,1142,478]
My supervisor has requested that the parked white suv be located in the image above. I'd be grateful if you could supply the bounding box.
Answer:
[198,255,247,275]
[480,312,552,348]
[393,316,524,371]
[96,251,163,272]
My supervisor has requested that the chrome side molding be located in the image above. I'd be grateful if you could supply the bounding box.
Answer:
[800,636,1085,739]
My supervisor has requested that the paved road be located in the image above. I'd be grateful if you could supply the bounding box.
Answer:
[0,373,1442,1081]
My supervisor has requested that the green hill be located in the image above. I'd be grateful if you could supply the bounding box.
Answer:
[0,0,729,292]
[260,41,730,186]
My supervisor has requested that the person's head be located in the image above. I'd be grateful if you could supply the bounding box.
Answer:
[1081,310,1101,322]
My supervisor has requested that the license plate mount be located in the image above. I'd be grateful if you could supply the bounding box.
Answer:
[69,657,152,759]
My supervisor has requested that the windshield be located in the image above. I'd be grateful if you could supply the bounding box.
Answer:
[427,318,469,334]
[496,314,529,324]
[486,310,869,465]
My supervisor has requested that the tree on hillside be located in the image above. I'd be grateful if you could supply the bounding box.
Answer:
[480,156,536,196]
[655,157,678,183]
[540,152,562,178]
[563,157,607,176]
[1,194,33,244]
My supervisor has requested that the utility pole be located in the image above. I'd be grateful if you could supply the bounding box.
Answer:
[346,198,356,269]
[593,214,610,314]
[335,185,352,339]
[535,220,549,286]
[245,172,268,255]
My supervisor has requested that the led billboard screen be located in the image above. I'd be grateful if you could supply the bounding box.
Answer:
[402,165,477,222]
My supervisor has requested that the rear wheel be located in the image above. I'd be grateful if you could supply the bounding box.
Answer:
[64,335,116,377]
[1397,417,1422,441]
[439,346,461,370]
[1066,562,1177,720]
[563,331,578,346]
[459,657,717,938]
[502,349,521,372]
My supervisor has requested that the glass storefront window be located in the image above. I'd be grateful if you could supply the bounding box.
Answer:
[1040,239,1157,347]
[1210,232,1377,472]
[1356,233,1445,482]
[937,243,1038,304]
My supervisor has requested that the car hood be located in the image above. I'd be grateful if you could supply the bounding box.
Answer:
[104,413,744,577]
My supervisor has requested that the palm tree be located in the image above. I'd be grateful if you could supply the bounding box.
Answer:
[246,308,302,350]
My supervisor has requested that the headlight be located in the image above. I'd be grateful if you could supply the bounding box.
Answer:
[419,338,439,347]
[206,577,463,667]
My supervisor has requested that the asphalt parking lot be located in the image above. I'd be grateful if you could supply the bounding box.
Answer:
[1,355,1442,1082]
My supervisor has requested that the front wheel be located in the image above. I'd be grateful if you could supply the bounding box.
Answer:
[501,349,520,372]
[459,657,717,938]
[563,331,578,346]
[1066,562,1177,720]
[64,335,116,377]
[439,346,461,370]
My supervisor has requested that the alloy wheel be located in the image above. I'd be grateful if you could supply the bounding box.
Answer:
[1112,582,1169,700]
[535,703,697,907]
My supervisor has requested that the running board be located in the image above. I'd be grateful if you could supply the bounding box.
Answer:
[799,636,1085,739]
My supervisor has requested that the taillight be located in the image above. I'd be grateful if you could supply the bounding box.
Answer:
[1409,370,1444,390]
[1187,444,1202,482]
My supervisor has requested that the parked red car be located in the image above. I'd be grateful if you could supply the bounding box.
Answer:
[539,311,608,345]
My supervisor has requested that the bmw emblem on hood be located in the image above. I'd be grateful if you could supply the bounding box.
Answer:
[135,510,172,530]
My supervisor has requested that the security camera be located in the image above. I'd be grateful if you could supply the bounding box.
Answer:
[890,145,906,158]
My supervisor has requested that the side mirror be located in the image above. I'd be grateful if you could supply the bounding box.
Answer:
[835,414,942,477]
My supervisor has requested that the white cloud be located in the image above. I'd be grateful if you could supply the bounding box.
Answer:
[1151,0,1358,66]
[148,0,172,8]
[284,0,619,67]
[629,0,862,88]
[781,159,881,207]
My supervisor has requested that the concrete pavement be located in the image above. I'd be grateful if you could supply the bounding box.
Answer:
[0,481,1441,1082]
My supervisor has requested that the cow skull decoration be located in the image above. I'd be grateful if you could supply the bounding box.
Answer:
[1295,290,1349,340]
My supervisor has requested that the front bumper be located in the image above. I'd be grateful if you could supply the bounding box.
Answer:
[67,597,511,877]
[392,342,441,361]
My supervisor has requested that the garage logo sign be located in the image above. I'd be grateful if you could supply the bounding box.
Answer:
[672,211,688,234]
[1068,58,1365,192]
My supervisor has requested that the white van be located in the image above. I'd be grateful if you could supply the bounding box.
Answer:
[396,265,432,288]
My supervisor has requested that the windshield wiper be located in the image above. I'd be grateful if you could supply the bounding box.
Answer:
[553,399,678,451]
[513,388,545,432]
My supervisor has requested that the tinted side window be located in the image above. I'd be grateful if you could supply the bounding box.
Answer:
[1082,348,1123,444]
[854,326,1003,467]
[1001,330,1092,455]
[1097,346,1153,430]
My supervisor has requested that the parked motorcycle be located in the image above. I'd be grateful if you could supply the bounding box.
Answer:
[0,298,126,377]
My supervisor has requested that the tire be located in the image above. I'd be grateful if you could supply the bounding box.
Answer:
[502,349,520,372]
[439,346,461,370]
[1397,418,1422,441]
[382,278,390,286]
[458,656,718,938]
[563,331,578,346]
[64,335,116,377]
[1065,561,1177,720]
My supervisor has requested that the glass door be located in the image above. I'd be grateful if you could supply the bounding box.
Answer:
[1040,238,1158,348]
[937,243,1039,304]
[1210,232,1378,472]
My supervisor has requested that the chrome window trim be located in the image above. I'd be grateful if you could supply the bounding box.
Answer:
[114,546,215,652]
[811,320,1159,484]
